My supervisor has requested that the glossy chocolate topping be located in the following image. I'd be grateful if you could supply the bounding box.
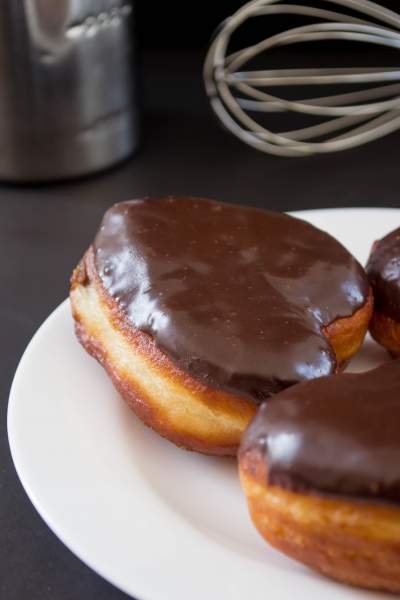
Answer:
[366,226,400,321]
[94,197,368,402]
[241,360,400,504]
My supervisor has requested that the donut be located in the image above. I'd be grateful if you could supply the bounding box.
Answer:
[239,360,400,593]
[70,196,372,455]
[366,226,400,354]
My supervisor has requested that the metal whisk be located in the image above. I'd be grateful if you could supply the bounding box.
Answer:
[204,0,400,156]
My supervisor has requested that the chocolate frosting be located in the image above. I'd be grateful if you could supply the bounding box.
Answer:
[240,360,400,504]
[94,196,368,402]
[366,227,400,321]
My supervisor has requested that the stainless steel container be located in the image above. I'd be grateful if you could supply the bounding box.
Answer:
[0,1,138,181]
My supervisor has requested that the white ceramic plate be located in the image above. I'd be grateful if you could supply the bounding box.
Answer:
[8,208,398,600]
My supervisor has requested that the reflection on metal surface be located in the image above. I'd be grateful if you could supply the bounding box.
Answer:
[0,1,138,181]
[67,5,132,39]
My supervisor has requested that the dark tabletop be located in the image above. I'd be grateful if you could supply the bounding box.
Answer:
[2,49,400,600]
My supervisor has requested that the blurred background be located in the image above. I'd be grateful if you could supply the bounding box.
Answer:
[140,0,400,47]
[136,0,400,207]
[2,2,400,599]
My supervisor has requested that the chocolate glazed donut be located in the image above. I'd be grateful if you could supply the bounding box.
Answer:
[239,360,400,593]
[367,226,400,354]
[70,197,372,455]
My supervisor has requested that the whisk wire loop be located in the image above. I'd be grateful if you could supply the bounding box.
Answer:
[204,0,400,155]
